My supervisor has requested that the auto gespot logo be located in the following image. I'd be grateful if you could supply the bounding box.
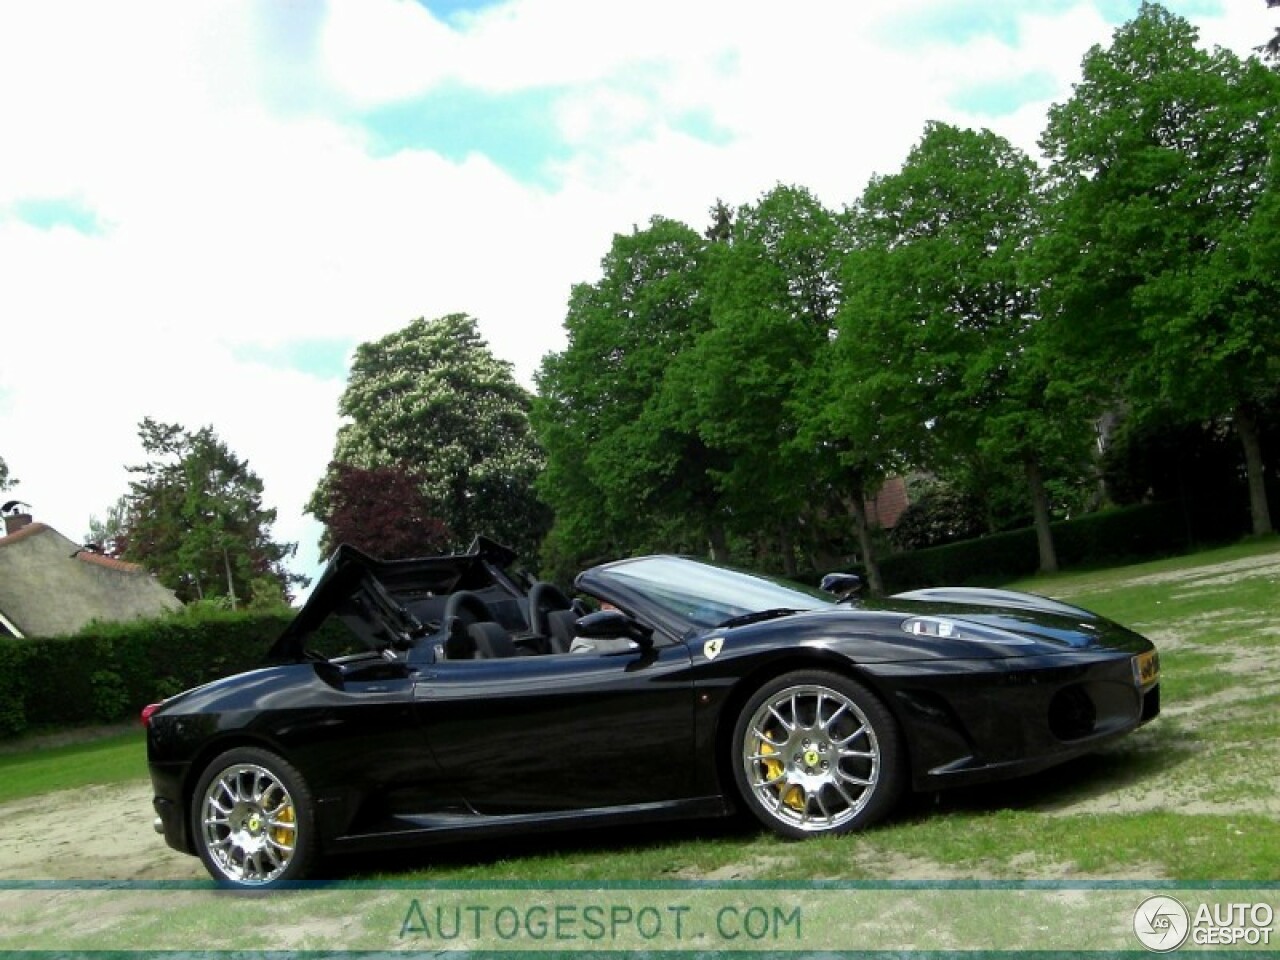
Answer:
[1134,896,1274,952]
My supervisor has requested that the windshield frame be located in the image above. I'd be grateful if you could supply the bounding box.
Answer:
[575,555,834,641]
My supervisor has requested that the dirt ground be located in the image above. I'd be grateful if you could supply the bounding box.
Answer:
[0,781,204,881]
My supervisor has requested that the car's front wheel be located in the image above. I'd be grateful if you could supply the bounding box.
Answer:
[191,747,316,887]
[731,670,904,839]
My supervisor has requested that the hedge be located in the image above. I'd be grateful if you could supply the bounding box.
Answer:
[879,499,1249,593]
[0,610,294,739]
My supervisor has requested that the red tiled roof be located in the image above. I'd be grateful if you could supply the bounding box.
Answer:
[75,551,144,573]
[0,521,49,546]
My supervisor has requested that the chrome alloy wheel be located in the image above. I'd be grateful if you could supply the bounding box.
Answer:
[741,683,880,832]
[199,762,298,885]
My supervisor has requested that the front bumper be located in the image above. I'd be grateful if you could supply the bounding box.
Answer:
[866,653,1159,791]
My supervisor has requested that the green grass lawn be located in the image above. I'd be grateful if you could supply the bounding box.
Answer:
[0,728,146,805]
[2,537,1276,881]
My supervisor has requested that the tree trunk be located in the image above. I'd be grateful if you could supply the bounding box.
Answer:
[708,521,729,564]
[1235,405,1274,536]
[847,495,884,595]
[1092,408,1120,510]
[778,523,798,578]
[1025,457,1059,573]
[223,546,238,610]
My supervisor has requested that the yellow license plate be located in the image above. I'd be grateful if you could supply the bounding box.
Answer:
[1133,650,1160,687]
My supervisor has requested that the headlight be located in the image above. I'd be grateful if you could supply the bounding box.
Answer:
[901,616,1036,646]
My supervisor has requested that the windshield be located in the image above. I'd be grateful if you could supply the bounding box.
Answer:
[596,557,833,631]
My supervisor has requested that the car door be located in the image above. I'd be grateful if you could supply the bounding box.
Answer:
[412,640,695,814]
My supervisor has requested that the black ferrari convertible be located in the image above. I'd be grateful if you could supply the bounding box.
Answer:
[145,538,1160,887]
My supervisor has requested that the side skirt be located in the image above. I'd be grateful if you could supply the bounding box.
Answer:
[325,797,731,855]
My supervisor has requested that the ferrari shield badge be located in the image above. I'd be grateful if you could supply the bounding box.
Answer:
[703,637,723,661]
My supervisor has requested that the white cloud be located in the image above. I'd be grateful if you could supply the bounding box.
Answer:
[320,0,458,106]
[0,0,1270,597]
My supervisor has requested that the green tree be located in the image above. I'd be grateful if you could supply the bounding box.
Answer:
[839,122,1088,572]
[533,217,721,576]
[1262,0,1279,61]
[668,185,845,575]
[794,336,899,593]
[86,495,129,557]
[1038,2,1280,535]
[0,455,10,491]
[310,314,549,560]
[116,418,303,606]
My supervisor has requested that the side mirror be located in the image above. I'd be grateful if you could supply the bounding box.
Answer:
[820,573,863,600]
[574,610,654,650]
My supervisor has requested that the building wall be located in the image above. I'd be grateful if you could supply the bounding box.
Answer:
[865,476,911,530]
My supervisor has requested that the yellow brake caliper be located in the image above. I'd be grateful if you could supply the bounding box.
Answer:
[272,804,295,847]
[759,735,806,812]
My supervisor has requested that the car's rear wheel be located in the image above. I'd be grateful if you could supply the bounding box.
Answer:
[191,747,316,887]
[731,670,904,839]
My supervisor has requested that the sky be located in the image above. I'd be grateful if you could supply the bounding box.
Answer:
[0,0,1273,599]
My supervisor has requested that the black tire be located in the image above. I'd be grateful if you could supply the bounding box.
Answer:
[190,746,317,887]
[731,670,905,839]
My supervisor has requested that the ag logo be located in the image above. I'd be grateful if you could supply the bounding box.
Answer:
[703,637,723,661]
[1134,895,1190,952]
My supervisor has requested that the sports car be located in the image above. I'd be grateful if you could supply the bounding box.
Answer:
[145,537,1161,888]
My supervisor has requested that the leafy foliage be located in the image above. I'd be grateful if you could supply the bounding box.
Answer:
[0,608,295,735]
[0,454,11,491]
[85,495,129,557]
[1262,0,1279,61]
[113,418,304,606]
[683,186,846,557]
[889,484,987,552]
[534,218,720,578]
[0,640,24,735]
[528,3,1275,581]
[311,314,549,561]
[1038,2,1280,533]
[313,461,451,559]
[879,501,1240,592]
[1101,410,1241,507]
[836,122,1093,572]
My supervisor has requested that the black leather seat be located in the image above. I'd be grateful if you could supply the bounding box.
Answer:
[469,621,518,659]
[442,591,493,660]
[545,609,578,654]
[529,581,577,653]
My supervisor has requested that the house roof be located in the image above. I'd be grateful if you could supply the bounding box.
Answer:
[0,523,181,638]
[74,550,144,573]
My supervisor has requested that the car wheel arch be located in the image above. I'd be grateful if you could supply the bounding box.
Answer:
[711,651,912,807]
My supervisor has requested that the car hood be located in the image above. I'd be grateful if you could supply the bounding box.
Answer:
[716,586,1151,661]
